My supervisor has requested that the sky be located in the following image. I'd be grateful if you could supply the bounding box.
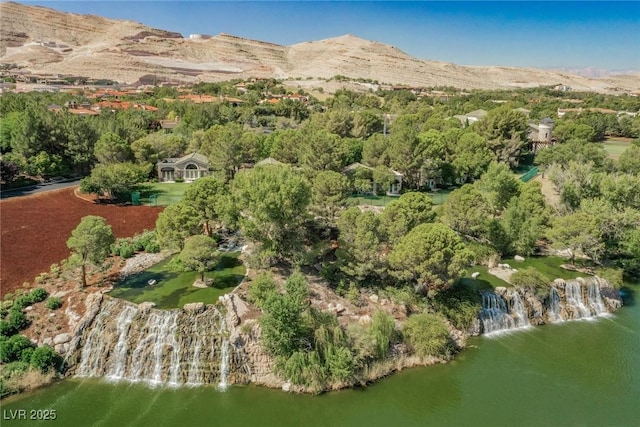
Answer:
[20,1,640,71]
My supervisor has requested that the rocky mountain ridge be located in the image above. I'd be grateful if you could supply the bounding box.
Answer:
[2,2,639,93]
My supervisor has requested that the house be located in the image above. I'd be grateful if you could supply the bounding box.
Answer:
[453,109,488,126]
[157,152,210,182]
[528,118,555,153]
[255,157,283,167]
[343,162,403,196]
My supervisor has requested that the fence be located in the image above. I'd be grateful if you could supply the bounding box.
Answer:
[520,167,539,183]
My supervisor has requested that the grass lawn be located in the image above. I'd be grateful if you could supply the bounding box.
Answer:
[460,265,510,290]
[602,138,632,159]
[509,255,583,281]
[135,182,191,206]
[109,252,245,309]
[458,256,585,291]
[346,189,452,207]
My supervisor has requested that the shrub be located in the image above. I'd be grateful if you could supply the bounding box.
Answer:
[29,346,60,373]
[7,308,29,332]
[112,238,136,258]
[247,272,278,309]
[45,297,63,310]
[34,272,48,284]
[29,288,48,303]
[12,294,33,309]
[402,313,452,358]
[0,321,16,337]
[49,263,61,278]
[432,283,482,330]
[0,334,35,363]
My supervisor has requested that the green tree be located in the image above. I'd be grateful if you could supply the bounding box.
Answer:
[178,235,220,282]
[618,144,640,174]
[500,181,549,255]
[94,132,133,164]
[80,162,149,200]
[247,272,278,309]
[439,184,492,239]
[182,176,232,235]
[155,203,201,250]
[451,132,495,181]
[547,211,604,264]
[311,170,351,225]
[298,130,348,171]
[475,107,528,166]
[66,216,115,287]
[232,165,311,261]
[199,123,245,181]
[336,208,385,283]
[475,162,521,213]
[388,223,473,295]
[379,192,435,243]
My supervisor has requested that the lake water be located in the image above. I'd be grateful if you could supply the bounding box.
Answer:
[3,282,638,427]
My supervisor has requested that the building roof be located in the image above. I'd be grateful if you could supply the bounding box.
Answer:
[256,157,283,166]
[343,162,373,172]
[466,109,488,119]
[175,152,209,165]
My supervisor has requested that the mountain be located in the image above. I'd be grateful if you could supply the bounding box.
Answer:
[2,2,638,93]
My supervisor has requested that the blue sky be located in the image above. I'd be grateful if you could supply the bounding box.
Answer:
[21,1,640,70]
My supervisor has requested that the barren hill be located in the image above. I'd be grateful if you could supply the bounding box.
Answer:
[2,2,638,93]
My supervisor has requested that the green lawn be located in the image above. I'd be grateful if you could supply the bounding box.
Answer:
[602,138,632,159]
[509,255,583,281]
[109,252,245,309]
[460,265,510,290]
[346,189,452,207]
[135,182,191,206]
[458,256,584,291]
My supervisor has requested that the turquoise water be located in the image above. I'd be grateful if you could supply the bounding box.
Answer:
[3,283,639,427]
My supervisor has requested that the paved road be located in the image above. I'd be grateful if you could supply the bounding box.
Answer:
[0,179,82,200]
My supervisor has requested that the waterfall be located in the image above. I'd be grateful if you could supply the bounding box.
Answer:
[218,338,230,391]
[547,287,563,323]
[508,291,530,328]
[105,305,137,379]
[564,281,592,319]
[479,292,514,334]
[586,281,608,315]
[76,298,231,388]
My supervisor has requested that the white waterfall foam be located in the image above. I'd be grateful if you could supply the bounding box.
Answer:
[548,287,564,323]
[218,338,230,391]
[105,304,138,379]
[508,291,530,328]
[587,280,608,315]
[76,298,231,389]
[480,292,514,334]
[564,281,592,319]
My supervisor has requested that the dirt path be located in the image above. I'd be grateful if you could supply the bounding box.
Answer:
[533,174,560,208]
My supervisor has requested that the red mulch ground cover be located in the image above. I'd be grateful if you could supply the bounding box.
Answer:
[1,187,163,296]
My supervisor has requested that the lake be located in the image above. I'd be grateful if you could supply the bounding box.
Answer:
[3,282,638,427]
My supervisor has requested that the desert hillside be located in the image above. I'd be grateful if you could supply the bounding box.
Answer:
[1,2,638,92]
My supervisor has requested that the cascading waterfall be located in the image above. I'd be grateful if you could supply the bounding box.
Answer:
[547,287,563,323]
[564,281,592,319]
[479,290,530,334]
[479,292,514,334]
[508,291,530,328]
[76,298,231,388]
[587,281,608,315]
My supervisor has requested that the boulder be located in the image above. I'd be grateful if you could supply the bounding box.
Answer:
[139,302,156,312]
[369,294,379,303]
[53,333,72,345]
[471,272,480,279]
[514,255,525,262]
[282,382,292,392]
[183,302,205,313]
